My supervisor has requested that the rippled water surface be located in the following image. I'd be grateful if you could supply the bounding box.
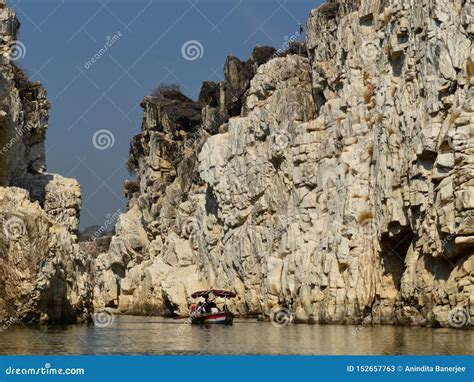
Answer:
[0,316,471,355]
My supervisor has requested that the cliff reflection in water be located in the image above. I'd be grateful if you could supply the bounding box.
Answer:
[0,316,471,355]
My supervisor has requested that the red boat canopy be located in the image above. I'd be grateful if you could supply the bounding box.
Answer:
[191,289,237,298]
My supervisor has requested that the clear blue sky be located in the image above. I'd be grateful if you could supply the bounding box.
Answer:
[11,0,323,228]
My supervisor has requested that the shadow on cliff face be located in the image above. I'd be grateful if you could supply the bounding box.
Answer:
[11,174,54,208]
[37,257,94,324]
[421,254,452,282]
[380,227,414,291]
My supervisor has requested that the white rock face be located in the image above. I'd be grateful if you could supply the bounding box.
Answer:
[0,3,92,324]
[0,186,92,323]
[95,0,473,327]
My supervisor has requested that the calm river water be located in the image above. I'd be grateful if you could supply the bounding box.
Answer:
[0,316,471,355]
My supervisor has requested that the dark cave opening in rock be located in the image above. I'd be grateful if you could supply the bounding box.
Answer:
[380,228,414,290]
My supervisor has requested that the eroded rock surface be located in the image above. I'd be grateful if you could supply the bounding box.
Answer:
[0,1,92,324]
[95,0,473,328]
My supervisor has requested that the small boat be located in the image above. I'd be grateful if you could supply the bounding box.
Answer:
[189,289,236,325]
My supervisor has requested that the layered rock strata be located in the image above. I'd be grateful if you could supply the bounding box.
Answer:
[96,0,473,328]
[0,1,92,324]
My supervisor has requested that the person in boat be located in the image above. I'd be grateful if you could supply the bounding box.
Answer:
[196,301,206,315]
[204,296,217,313]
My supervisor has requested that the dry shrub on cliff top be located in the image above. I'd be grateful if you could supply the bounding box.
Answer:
[151,83,182,99]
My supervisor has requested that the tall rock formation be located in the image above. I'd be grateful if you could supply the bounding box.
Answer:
[95,0,473,328]
[0,1,93,324]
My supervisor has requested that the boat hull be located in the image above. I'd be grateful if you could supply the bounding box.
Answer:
[190,311,234,325]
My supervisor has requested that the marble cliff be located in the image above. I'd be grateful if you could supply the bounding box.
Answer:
[94,0,473,328]
[1,0,472,329]
[0,1,92,324]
